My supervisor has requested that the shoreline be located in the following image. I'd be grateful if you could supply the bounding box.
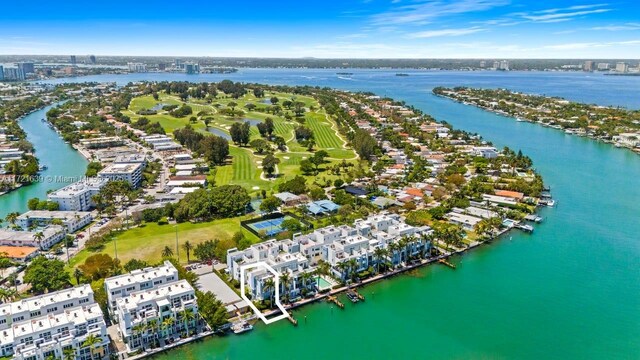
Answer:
[434,93,640,155]
[256,225,516,320]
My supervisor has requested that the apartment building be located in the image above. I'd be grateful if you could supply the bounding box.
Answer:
[47,178,108,211]
[227,213,432,301]
[98,162,144,188]
[104,260,179,318]
[0,285,109,360]
[16,210,93,233]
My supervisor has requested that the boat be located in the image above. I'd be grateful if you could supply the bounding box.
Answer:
[516,117,524,122]
[336,72,353,75]
[524,214,543,223]
[39,165,48,171]
[395,73,409,76]
[516,224,534,232]
[232,321,253,334]
[346,291,359,303]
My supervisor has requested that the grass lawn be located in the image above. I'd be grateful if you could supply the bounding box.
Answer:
[68,216,259,268]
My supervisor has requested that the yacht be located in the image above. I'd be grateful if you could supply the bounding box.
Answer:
[232,321,253,334]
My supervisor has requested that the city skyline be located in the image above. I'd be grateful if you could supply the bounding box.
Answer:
[1,0,639,58]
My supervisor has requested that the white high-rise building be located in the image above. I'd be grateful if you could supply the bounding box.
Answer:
[615,62,629,73]
[127,62,147,73]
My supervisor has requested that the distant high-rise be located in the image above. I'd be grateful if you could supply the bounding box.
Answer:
[127,62,147,73]
[492,60,500,69]
[615,62,628,73]
[70,55,77,65]
[479,60,486,68]
[184,62,200,74]
[0,65,4,81]
[175,59,183,69]
[17,62,35,74]
[158,63,166,71]
[88,55,96,64]
[582,60,594,72]
[597,62,610,71]
[2,67,25,81]
[498,60,510,71]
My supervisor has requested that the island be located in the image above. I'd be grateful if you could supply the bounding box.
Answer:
[0,81,551,359]
[433,86,640,154]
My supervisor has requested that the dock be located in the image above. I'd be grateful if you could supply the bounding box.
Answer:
[438,259,456,269]
[524,214,543,223]
[288,316,298,326]
[327,296,344,309]
[515,223,534,232]
[353,289,365,301]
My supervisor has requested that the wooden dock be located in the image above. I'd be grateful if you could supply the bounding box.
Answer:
[438,259,456,269]
[353,289,365,301]
[328,295,345,309]
[288,316,298,326]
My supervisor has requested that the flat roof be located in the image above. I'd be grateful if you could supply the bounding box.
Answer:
[196,271,243,305]
[0,245,38,259]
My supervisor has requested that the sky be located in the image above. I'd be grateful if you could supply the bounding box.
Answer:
[1,0,639,58]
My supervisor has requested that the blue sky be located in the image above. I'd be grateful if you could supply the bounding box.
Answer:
[1,0,639,58]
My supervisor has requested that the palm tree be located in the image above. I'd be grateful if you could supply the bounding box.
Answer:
[279,272,291,303]
[373,247,387,274]
[131,323,146,348]
[336,261,349,282]
[5,212,19,227]
[263,277,275,308]
[398,237,409,262]
[300,272,313,294]
[182,241,193,263]
[33,231,45,250]
[82,333,102,360]
[161,246,174,258]
[182,308,196,336]
[387,242,401,268]
[0,287,17,302]
[161,317,175,336]
[347,258,359,283]
[63,347,76,360]
[73,268,84,284]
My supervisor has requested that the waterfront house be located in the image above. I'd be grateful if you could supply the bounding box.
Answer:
[227,213,432,301]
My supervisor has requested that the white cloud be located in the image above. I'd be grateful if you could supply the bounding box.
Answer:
[371,0,510,25]
[591,23,640,31]
[520,8,611,22]
[408,27,485,38]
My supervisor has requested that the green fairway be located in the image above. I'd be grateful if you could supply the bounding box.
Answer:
[130,89,358,192]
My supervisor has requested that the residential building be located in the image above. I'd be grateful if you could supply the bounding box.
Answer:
[98,162,144,188]
[114,153,147,167]
[616,62,629,73]
[597,62,610,71]
[113,280,199,352]
[0,225,66,250]
[184,62,200,74]
[47,178,108,211]
[0,65,4,81]
[70,55,76,65]
[498,60,510,71]
[582,60,594,72]
[17,62,35,74]
[0,285,109,360]
[104,260,179,318]
[227,213,432,301]
[16,210,93,233]
[2,67,25,81]
[127,62,147,73]
[0,245,39,262]
[88,55,96,65]
[79,136,124,149]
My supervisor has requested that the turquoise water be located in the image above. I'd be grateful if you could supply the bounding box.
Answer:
[0,103,88,220]
[27,70,640,358]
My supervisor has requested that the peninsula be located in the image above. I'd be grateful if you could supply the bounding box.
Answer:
[433,87,640,154]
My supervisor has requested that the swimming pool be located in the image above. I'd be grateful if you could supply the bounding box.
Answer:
[316,276,332,290]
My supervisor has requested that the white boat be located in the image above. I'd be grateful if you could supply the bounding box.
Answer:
[516,117,524,122]
[232,322,253,334]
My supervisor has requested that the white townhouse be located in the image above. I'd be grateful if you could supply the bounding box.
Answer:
[227,213,432,301]
[0,285,109,360]
[113,280,200,352]
[0,225,66,250]
[104,260,179,319]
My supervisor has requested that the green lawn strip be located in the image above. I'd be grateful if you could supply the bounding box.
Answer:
[68,217,259,268]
